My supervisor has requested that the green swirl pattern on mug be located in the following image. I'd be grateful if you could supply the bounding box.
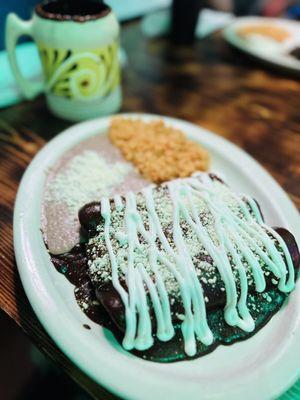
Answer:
[38,41,120,100]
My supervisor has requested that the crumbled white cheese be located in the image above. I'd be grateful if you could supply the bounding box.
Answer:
[46,150,131,213]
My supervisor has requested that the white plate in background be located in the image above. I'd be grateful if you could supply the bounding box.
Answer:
[223,17,300,74]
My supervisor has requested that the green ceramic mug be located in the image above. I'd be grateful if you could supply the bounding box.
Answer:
[6,0,121,121]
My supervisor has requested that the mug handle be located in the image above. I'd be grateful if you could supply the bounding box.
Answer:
[5,13,43,99]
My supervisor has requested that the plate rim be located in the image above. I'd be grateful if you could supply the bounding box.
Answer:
[13,113,300,400]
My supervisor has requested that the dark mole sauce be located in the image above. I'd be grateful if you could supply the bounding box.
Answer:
[51,243,113,330]
[49,194,299,362]
[49,243,288,363]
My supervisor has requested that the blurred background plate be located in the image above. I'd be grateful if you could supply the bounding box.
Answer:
[223,17,300,75]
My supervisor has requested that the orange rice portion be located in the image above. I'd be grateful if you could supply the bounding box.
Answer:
[109,118,210,184]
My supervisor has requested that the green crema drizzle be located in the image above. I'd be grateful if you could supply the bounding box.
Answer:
[131,288,286,362]
[99,173,295,356]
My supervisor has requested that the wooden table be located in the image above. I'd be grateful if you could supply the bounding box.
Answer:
[0,20,299,399]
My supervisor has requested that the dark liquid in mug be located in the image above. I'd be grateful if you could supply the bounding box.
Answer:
[36,0,110,22]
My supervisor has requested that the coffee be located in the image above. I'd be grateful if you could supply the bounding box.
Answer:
[36,0,110,22]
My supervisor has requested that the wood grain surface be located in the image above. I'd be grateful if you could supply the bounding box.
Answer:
[0,21,300,399]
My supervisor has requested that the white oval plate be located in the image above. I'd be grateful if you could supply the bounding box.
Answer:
[223,17,300,74]
[14,114,300,400]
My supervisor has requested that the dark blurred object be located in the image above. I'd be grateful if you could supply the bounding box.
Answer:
[171,0,204,44]
[16,361,92,400]
[0,310,92,400]
[0,310,34,399]
[286,4,300,19]
[233,0,254,16]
